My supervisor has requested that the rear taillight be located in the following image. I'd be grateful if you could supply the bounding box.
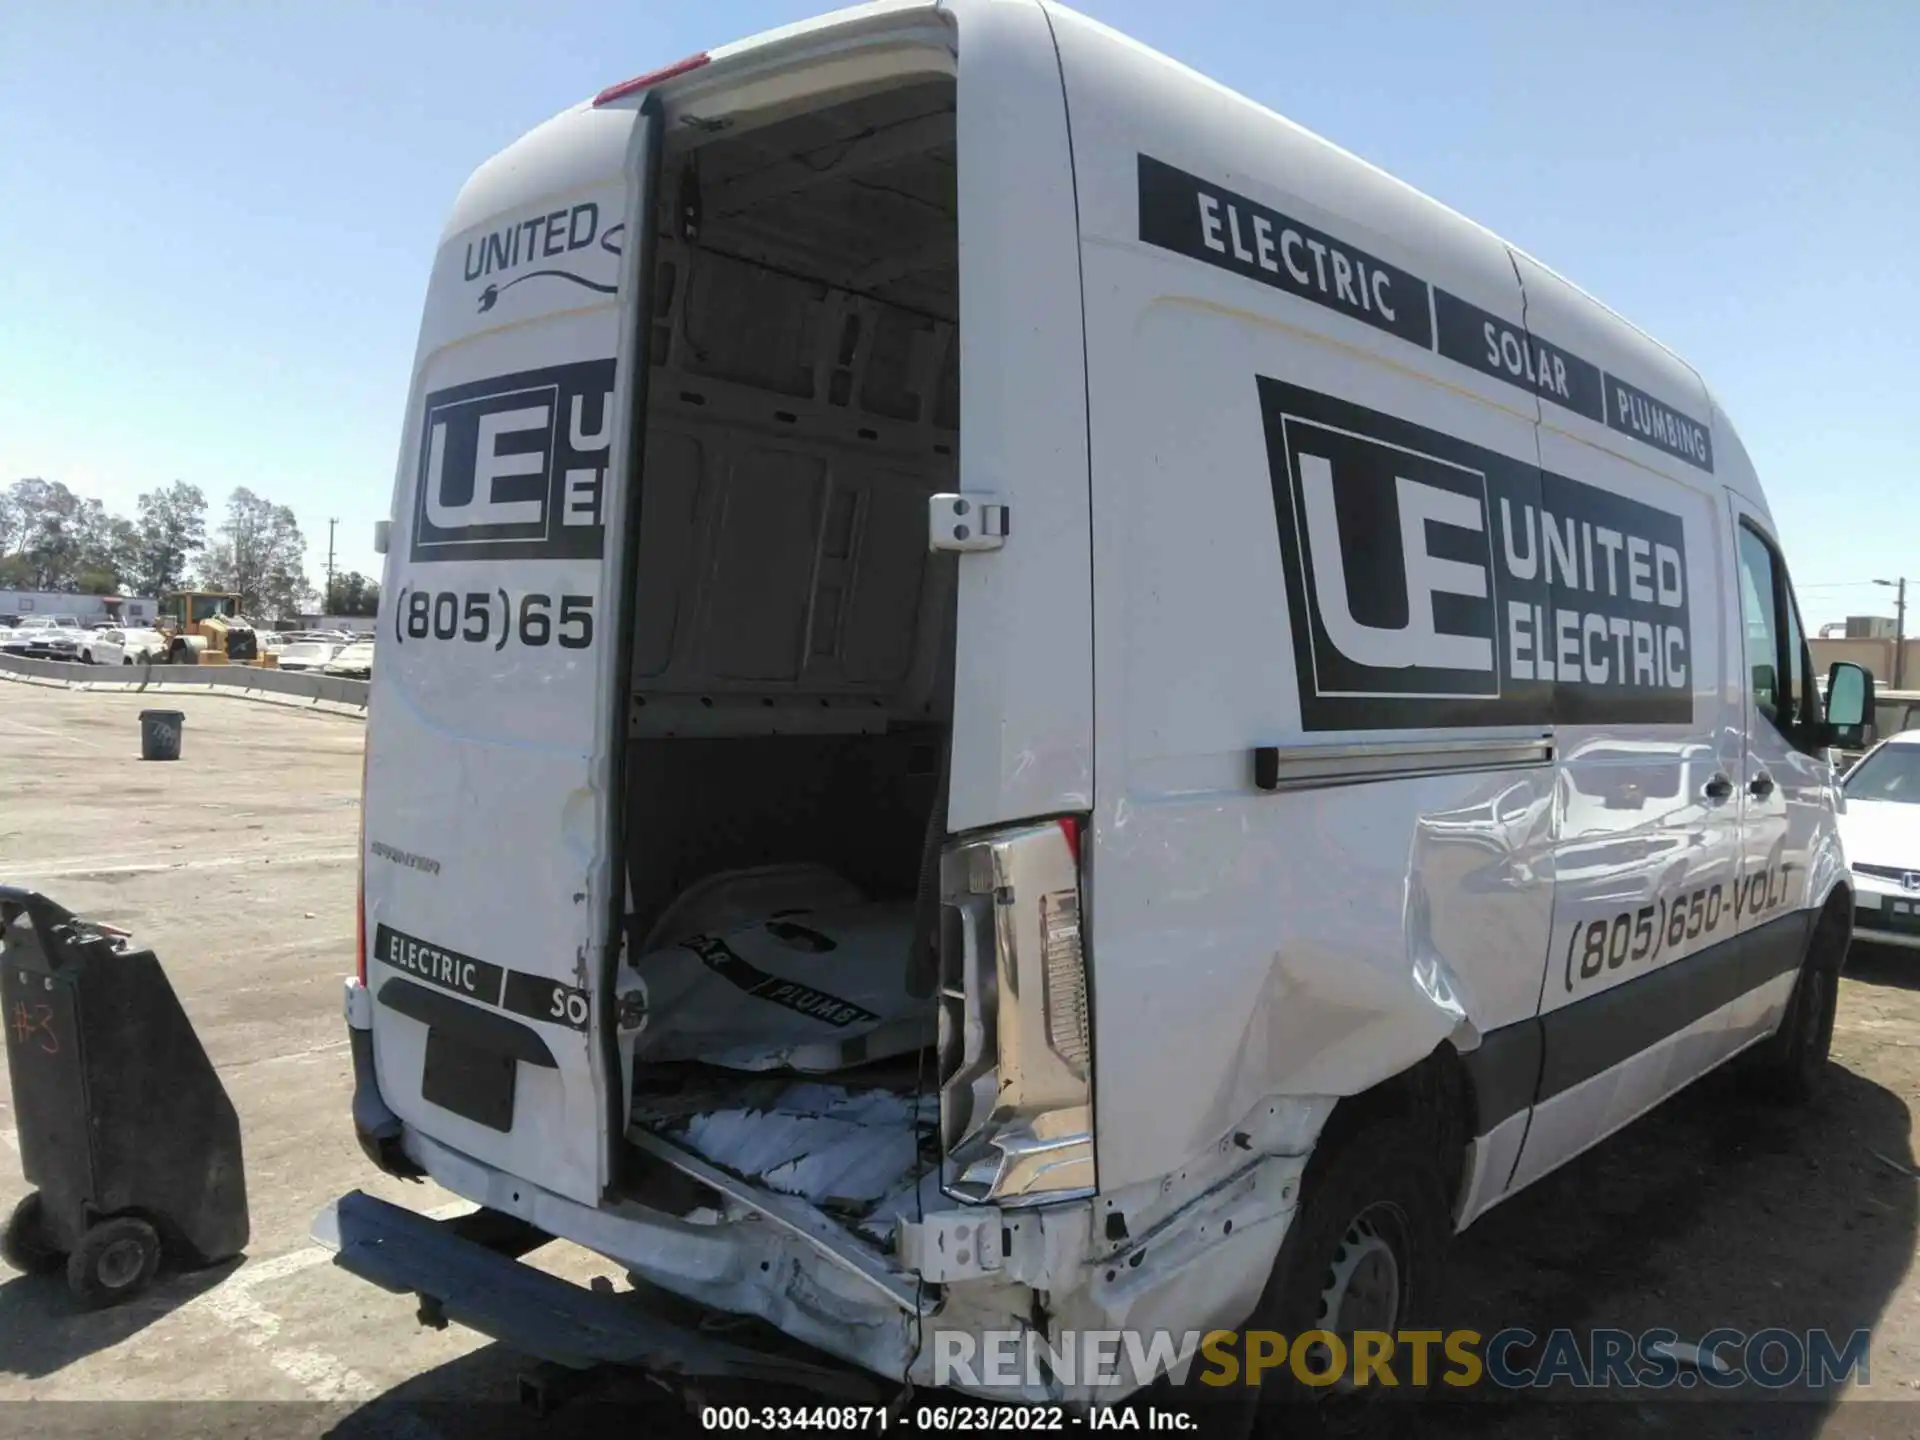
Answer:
[593,52,710,107]
[354,744,369,986]
[938,817,1095,1206]
[1055,814,1081,866]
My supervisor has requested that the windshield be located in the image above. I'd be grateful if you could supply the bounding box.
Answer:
[191,595,237,622]
[1844,745,1920,804]
[1873,700,1920,745]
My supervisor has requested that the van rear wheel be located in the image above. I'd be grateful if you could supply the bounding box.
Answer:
[1205,1119,1450,1439]
[1739,908,1846,1106]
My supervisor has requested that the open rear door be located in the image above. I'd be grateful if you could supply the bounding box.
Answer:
[361,97,659,1205]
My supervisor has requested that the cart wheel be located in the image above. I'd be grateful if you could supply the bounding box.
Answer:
[66,1217,161,1307]
[2,1192,65,1275]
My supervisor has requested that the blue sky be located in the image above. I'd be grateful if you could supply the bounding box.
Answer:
[1,1,1912,627]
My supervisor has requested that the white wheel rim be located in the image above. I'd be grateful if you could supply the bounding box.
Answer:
[1309,1207,1403,1392]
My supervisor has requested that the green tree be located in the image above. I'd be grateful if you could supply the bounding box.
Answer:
[3,480,99,590]
[131,482,208,599]
[330,571,381,617]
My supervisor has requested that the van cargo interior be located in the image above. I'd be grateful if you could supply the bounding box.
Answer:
[617,76,958,1242]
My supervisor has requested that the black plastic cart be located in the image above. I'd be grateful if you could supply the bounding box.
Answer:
[0,886,248,1305]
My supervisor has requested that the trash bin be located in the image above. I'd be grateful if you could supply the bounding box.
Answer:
[0,888,247,1306]
[138,709,185,761]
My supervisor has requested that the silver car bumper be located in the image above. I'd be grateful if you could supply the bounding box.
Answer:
[1851,875,1920,951]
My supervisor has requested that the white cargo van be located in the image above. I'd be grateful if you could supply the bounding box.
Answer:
[317,0,1876,1425]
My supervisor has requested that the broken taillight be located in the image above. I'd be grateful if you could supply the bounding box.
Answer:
[937,817,1096,1206]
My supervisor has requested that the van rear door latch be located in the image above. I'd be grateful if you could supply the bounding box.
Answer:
[929,493,1009,553]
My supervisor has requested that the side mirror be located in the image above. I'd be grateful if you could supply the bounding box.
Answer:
[1825,661,1874,751]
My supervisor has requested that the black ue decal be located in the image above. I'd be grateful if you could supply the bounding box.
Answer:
[1139,156,1714,474]
[1260,379,1693,732]
[410,358,616,563]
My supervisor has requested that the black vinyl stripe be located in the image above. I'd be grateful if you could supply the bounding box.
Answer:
[1464,909,1813,1134]
[1537,909,1809,1102]
[1135,153,1715,473]
[1460,1020,1542,1135]
[372,921,588,1034]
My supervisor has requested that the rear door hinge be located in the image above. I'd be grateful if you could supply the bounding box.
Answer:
[929,493,1009,553]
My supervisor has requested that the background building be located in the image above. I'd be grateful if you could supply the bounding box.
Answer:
[0,591,158,625]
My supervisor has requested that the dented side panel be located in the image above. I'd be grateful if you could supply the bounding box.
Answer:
[1054,3,1560,1197]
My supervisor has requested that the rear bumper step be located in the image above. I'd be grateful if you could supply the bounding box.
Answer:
[311,1190,884,1397]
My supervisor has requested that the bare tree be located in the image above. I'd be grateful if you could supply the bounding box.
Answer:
[197,488,312,619]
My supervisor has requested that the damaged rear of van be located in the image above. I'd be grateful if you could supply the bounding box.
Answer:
[318,0,1870,1422]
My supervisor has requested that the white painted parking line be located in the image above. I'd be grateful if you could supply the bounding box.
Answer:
[191,1197,475,1302]
[184,1198,473,1422]
[197,1279,380,1401]
[20,848,357,881]
[0,1126,16,1152]
[0,716,108,749]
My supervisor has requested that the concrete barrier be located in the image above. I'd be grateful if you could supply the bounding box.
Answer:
[0,655,78,687]
[0,653,367,716]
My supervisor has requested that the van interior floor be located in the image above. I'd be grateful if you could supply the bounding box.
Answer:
[627,1059,942,1246]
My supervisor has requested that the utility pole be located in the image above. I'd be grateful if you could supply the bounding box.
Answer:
[325,518,338,619]
[1874,576,1908,689]
[1898,579,1907,691]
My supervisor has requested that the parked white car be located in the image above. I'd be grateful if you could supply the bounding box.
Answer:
[0,615,84,660]
[322,641,374,678]
[276,640,343,672]
[81,628,169,666]
[1840,732,1920,951]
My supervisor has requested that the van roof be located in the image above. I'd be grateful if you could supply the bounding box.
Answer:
[446,0,1750,502]
[1036,1,1705,399]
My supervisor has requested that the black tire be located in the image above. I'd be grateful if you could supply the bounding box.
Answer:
[1740,947,1841,1106]
[80,651,93,665]
[1205,1120,1451,1439]
[122,655,134,666]
[66,1217,161,1308]
[2,1192,64,1275]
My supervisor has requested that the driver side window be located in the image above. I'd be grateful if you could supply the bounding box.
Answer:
[1783,581,1811,731]
[1736,520,1816,745]
[1737,526,1781,728]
